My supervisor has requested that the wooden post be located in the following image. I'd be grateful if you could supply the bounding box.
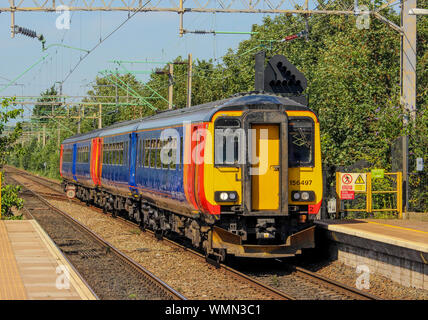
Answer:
[57,126,61,147]
[42,124,46,147]
[77,106,81,134]
[168,63,174,109]
[335,172,340,218]
[187,53,192,108]
[98,104,102,129]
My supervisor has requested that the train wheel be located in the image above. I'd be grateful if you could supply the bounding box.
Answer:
[66,189,76,199]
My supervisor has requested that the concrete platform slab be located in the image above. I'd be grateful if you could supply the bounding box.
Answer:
[0,220,97,300]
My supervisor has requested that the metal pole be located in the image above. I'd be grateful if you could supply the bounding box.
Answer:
[401,0,417,121]
[168,64,174,109]
[400,0,416,216]
[187,53,192,108]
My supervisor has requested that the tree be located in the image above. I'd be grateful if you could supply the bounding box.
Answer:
[0,98,23,164]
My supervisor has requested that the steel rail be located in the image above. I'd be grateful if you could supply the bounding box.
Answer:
[290,265,380,300]
[7,167,293,300]
[6,172,186,301]
[8,166,379,300]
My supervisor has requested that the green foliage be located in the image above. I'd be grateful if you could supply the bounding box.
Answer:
[1,98,23,164]
[7,0,428,213]
[1,184,24,218]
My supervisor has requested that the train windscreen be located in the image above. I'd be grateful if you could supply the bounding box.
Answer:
[288,118,314,167]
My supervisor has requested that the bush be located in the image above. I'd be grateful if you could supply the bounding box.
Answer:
[1,184,24,218]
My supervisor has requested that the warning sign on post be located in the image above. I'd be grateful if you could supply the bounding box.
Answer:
[341,190,355,200]
[338,173,367,198]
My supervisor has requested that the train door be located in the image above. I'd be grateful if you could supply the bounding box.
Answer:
[72,144,77,182]
[251,124,280,210]
[243,109,288,215]
[129,132,137,190]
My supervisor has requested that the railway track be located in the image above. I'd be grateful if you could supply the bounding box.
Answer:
[5,166,380,300]
[5,172,185,300]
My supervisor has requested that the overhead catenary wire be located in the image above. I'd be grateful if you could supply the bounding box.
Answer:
[59,0,153,87]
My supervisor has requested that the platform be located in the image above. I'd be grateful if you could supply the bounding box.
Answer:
[0,220,97,300]
[315,219,428,290]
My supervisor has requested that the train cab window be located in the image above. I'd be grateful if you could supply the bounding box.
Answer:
[288,118,314,167]
[214,118,243,166]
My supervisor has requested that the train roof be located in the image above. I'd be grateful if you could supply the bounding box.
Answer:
[62,94,308,144]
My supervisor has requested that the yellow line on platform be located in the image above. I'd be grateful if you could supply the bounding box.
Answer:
[362,220,428,235]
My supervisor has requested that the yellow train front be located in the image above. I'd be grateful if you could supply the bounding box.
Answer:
[198,94,322,260]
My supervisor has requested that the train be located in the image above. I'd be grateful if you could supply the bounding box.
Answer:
[60,93,323,261]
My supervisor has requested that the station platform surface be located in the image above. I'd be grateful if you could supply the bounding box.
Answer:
[0,220,97,300]
[315,219,428,253]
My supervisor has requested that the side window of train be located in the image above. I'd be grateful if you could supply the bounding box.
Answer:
[112,144,116,166]
[119,143,123,166]
[161,139,168,169]
[150,139,156,168]
[109,144,112,165]
[180,136,183,170]
[137,139,142,167]
[139,140,143,167]
[170,137,177,170]
[125,141,128,165]
[155,139,161,168]
[144,140,150,167]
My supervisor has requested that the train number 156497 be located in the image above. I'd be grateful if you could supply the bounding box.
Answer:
[289,180,312,186]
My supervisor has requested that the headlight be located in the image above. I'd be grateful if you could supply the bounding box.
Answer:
[291,191,315,202]
[215,191,238,202]
[301,192,310,200]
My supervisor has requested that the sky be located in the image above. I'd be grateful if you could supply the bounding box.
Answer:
[0,9,278,99]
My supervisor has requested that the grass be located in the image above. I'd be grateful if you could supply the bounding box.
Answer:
[130,229,141,235]
[128,293,137,300]
[271,275,280,287]
[1,214,23,220]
